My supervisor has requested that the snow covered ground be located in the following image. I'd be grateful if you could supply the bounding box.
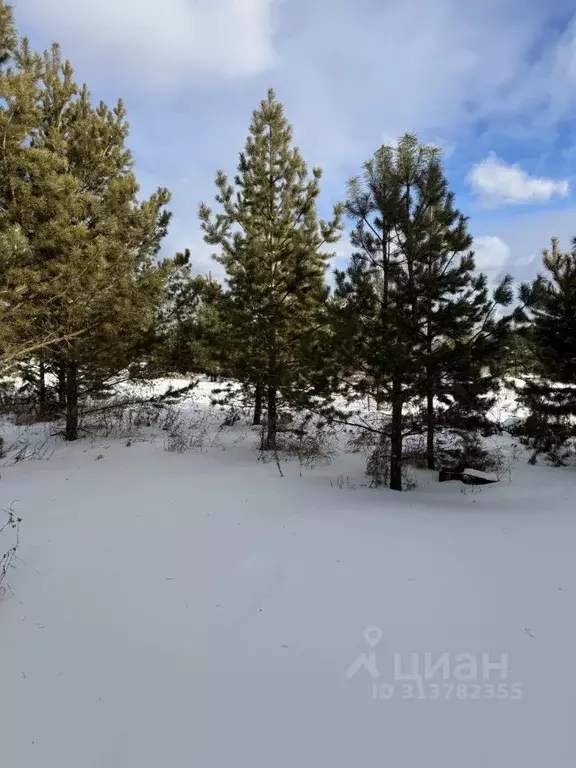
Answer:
[1,380,575,766]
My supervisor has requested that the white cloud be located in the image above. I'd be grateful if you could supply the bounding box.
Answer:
[14,0,278,85]
[468,154,569,205]
[473,235,511,278]
[430,137,456,159]
[473,205,576,284]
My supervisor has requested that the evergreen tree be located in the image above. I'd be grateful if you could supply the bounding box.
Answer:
[16,43,82,413]
[332,135,514,489]
[5,42,175,439]
[0,7,80,371]
[200,89,343,449]
[517,237,576,463]
[396,141,474,467]
[154,249,224,377]
[394,138,516,467]
[0,0,15,66]
[332,138,425,490]
[55,83,173,440]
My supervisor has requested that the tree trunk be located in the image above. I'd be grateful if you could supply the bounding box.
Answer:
[426,367,435,470]
[58,362,67,407]
[65,362,79,442]
[253,381,263,426]
[38,355,47,417]
[375,380,382,411]
[390,377,403,491]
[265,383,277,451]
[425,281,435,470]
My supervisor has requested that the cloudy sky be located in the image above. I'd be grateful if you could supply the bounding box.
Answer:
[14,0,576,284]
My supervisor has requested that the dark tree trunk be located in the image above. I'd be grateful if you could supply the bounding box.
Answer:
[58,362,67,407]
[65,362,79,442]
[253,381,263,426]
[390,378,403,492]
[265,383,277,451]
[426,369,435,470]
[264,326,277,451]
[375,381,382,411]
[425,291,435,470]
[38,355,47,416]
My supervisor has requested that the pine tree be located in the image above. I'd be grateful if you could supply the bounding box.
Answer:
[15,43,82,413]
[57,84,173,440]
[200,89,343,449]
[332,135,514,489]
[9,44,174,439]
[154,249,224,377]
[396,141,473,468]
[517,237,576,463]
[0,9,174,424]
[333,138,424,490]
[404,151,515,467]
[0,1,15,66]
[0,2,34,366]
[0,7,75,371]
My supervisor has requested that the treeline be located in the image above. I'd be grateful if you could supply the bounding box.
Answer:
[1,3,575,488]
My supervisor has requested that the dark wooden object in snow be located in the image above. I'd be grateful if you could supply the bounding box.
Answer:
[461,468,499,485]
[439,467,499,485]
[439,468,464,482]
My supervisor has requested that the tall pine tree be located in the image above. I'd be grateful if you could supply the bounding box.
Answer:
[58,84,173,439]
[0,7,81,372]
[517,237,576,463]
[333,135,514,489]
[401,147,515,468]
[200,89,343,449]
[8,43,175,438]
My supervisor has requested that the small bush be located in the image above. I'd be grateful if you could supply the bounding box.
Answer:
[514,414,576,467]
[277,423,337,472]
[162,407,227,454]
[255,414,337,474]
[366,441,390,487]
[346,429,417,490]
[0,506,21,597]
[0,382,42,425]
[1,428,55,465]
[79,399,164,439]
[435,430,507,475]
[345,428,379,456]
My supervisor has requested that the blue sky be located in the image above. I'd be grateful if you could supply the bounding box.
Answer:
[14,0,576,285]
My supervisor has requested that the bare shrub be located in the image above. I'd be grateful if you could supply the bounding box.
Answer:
[1,427,55,466]
[221,407,244,428]
[159,406,180,435]
[330,474,358,490]
[400,434,429,470]
[281,419,336,472]
[345,428,417,490]
[255,414,337,475]
[346,428,378,456]
[78,399,165,440]
[0,505,21,597]
[366,439,390,488]
[163,408,215,454]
